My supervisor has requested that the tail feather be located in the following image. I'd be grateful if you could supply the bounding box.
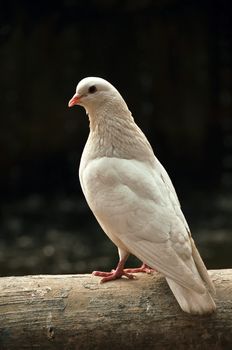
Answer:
[190,237,215,295]
[166,277,216,314]
[166,239,216,314]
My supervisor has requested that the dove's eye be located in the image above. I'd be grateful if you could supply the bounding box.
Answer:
[88,85,97,94]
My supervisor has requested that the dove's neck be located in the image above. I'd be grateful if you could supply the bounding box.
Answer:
[88,96,132,132]
[84,98,155,164]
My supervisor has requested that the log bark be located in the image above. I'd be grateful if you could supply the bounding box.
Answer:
[0,269,231,350]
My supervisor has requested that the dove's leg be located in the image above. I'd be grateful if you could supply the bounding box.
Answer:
[124,263,156,274]
[92,248,135,283]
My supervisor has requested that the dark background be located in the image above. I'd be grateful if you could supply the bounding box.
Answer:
[0,0,231,276]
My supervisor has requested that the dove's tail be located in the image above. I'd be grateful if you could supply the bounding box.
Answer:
[166,278,216,314]
[166,237,216,315]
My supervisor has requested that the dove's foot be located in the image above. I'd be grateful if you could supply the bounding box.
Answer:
[92,259,135,283]
[124,263,156,274]
[93,270,135,283]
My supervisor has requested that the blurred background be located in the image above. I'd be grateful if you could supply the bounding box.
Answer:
[0,0,231,276]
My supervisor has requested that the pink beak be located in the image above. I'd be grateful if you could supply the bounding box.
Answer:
[68,93,81,107]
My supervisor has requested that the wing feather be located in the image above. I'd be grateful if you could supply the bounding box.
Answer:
[121,237,205,293]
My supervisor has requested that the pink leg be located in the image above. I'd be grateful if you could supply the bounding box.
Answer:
[124,263,156,274]
[92,257,135,283]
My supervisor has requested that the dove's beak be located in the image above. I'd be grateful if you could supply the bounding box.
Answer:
[68,93,81,107]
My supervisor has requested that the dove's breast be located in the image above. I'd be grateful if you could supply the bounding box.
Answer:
[79,156,172,245]
[79,156,137,248]
[79,157,135,216]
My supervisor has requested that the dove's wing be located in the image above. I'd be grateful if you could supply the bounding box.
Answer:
[81,157,205,294]
[155,158,190,232]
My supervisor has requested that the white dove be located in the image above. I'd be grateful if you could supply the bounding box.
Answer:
[68,77,216,314]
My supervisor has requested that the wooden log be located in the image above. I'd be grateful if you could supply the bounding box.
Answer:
[0,269,231,349]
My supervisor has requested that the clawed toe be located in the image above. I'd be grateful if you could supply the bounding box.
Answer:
[92,269,135,283]
[124,263,156,274]
[92,271,112,277]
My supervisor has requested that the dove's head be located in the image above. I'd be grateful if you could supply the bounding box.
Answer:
[68,77,125,115]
